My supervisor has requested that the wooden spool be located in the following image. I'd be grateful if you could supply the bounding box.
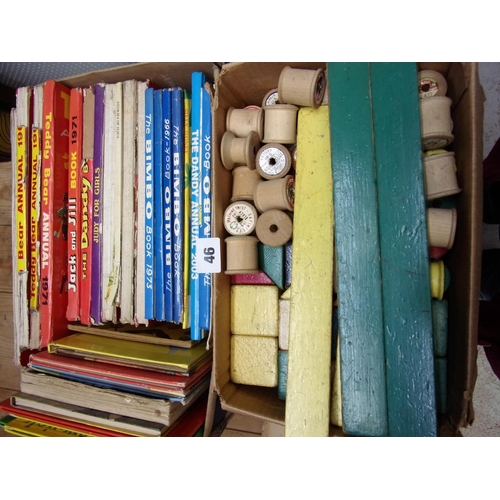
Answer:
[255,143,292,180]
[420,96,454,151]
[256,209,293,247]
[278,66,326,108]
[226,106,264,141]
[427,208,457,249]
[262,104,298,144]
[220,130,261,170]
[418,70,448,99]
[423,150,461,200]
[224,235,259,275]
[254,175,295,213]
[223,201,258,236]
[230,165,263,203]
[262,88,279,107]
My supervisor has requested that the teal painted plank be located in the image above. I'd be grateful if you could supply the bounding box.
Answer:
[328,62,388,436]
[370,62,437,437]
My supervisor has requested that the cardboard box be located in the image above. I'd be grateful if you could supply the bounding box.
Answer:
[212,62,484,435]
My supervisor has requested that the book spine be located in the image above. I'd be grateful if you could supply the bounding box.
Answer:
[90,83,105,325]
[40,80,70,347]
[67,88,83,322]
[153,89,165,321]
[144,87,155,319]
[182,89,191,329]
[135,81,148,325]
[80,159,93,325]
[172,87,184,324]
[190,73,205,340]
[162,88,173,323]
[199,84,212,333]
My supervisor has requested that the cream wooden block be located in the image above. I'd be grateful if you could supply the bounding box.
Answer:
[281,287,291,300]
[231,285,279,336]
[279,298,290,351]
[230,335,278,387]
[285,105,334,437]
[427,208,457,249]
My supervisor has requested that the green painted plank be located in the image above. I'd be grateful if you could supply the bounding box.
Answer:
[370,62,437,437]
[328,63,388,437]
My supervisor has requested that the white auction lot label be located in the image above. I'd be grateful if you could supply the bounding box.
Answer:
[196,237,221,274]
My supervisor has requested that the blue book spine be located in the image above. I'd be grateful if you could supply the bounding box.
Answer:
[190,72,205,340]
[90,83,105,325]
[144,87,155,320]
[171,87,184,324]
[199,84,212,333]
[162,88,173,323]
[153,90,165,321]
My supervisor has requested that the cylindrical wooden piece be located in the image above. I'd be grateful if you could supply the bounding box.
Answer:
[418,70,448,99]
[430,260,450,300]
[262,104,298,144]
[254,175,295,213]
[230,165,263,203]
[255,209,293,247]
[226,106,264,141]
[427,208,457,250]
[278,66,326,108]
[262,88,279,107]
[255,143,292,180]
[423,151,461,200]
[224,201,258,236]
[220,130,261,170]
[420,96,454,150]
[225,235,259,275]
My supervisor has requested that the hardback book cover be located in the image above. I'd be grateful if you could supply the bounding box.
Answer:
[120,80,138,325]
[67,87,83,322]
[144,87,155,320]
[182,89,191,329]
[162,87,173,323]
[29,83,44,349]
[79,85,95,326]
[90,83,105,325]
[39,80,71,348]
[0,413,93,437]
[199,81,212,334]
[171,87,184,324]
[153,88,165,321]
[134,81,149,325]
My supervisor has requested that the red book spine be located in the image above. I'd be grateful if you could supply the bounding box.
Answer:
[40,80,70,347]
[67,88,83,321]
[80,158,93,325]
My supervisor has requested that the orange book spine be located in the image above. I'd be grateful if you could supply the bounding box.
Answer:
[40,80,70,347]
[67,88,83,321]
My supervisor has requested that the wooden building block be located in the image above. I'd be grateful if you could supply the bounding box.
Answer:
[230,285,279,337]
[284,105,333,437]
[432,299,448,357]
[278,350,288,400]
[285,241,292,289]
[278,298,290,350]
[231,270,274,286]
[258,243,285,289]
[434,357,447,414]
[230,335,278,387]
[328,63,388,436]
[371,63,437,436]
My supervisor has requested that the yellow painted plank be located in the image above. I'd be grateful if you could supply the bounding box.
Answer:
[285,106,334,437]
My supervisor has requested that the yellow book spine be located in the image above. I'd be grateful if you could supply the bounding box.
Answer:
[29,128,41,309]
[15,126,28,274]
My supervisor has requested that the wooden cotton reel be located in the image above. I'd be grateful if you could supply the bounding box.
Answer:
[418,70,448,99]
[262,88,279,107]
[424,150,461,200]
[226,106,264,141]
[224,201,258,236]
[256,209,293,247]
[420,96,454,151]
[278,66,326,108]
[221,130,261,170]
[225,235,259,275]
[254,175,295,213]
[427,208,457,250]
[231,165,263,203]
[256,143,292,180]
[262,104,298,144]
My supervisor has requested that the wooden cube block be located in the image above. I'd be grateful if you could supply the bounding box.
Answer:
[230,335,278,387]
[279,298,290,350]
[231,285,279,337]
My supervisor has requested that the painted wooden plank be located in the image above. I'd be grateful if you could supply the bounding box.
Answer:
[327,62,388,436]
[370,62,437,437]
[284,105,333,437]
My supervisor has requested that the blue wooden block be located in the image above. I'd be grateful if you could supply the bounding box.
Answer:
[278,350,288,400]
[285,241,293,289]
[258,243,285,290]
[432,299,448,357]
[434,357,447,414]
